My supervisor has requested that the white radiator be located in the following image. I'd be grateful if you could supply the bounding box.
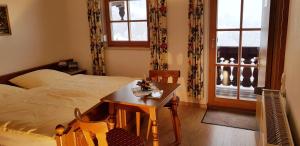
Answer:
[256,89,294,146]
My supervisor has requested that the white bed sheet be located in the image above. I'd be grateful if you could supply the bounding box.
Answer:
[0,75,136,146]
[0,128,56,146]
[46,74,138,98]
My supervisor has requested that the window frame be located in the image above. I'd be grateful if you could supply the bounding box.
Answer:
[104,0,150,47]
[208,0,264,110]
[215,0,262,100]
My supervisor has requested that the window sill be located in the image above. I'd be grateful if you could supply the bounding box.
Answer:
[107,41,150,48]
[106,46,150,51]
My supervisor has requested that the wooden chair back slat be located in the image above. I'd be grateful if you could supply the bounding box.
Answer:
[74,108,109,146]
[65,132,77,146]
[149,70,180,84]
[56,131,77,146]
[161,76,168,83]
[74,130,89,146]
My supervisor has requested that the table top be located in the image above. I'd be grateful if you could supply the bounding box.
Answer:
[101,80,180,108]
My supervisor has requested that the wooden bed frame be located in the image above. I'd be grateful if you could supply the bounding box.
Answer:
[0,59,73,85]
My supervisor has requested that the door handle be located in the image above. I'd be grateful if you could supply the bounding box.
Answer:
[257,57,260,68]
[211,38,216,49]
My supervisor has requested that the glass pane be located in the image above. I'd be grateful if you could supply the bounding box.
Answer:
[216,66,238,99]
[217,0,241,29]
[243,0,263,28]
[109,1,127,21]
[240,67,258,101]
[128,0,147,20]
[241,31,260,64]
[130,22,148,41]
[217,31,239,64]
[111,22,129,41]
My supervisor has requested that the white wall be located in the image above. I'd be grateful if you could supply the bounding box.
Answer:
[167,0,190,103]
[167,0,209,103]
[64,0,93,74]
[65,0,209,103]
[285,0,300,144]
[0,0,71,75]
[105,47,151,77]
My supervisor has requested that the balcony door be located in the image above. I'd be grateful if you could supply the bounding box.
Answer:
[208,0,266,110]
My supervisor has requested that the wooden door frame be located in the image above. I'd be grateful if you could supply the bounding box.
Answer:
[265,0,290,90]
[208,0,289,111]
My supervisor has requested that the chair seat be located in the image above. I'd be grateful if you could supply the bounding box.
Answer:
[164,96,180,108]
[106,128,144,146]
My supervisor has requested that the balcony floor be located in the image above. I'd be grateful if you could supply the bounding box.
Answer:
[216,85,256,101]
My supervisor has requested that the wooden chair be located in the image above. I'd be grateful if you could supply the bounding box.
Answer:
[55,108,110,146]
[56,108,145,146]
[74,108,109,146]
[136,70,181,141]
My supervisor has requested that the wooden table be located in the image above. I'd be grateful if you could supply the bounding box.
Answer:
[101,80,181,146]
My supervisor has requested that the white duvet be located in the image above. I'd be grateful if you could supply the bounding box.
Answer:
[0,75,136,146]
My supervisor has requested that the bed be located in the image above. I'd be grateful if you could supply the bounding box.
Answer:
[0,61,137,146]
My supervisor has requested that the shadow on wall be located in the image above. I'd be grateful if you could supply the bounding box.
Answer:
[287,98,300,145]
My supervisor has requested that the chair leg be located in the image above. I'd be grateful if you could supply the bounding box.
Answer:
[146,117,152,140]
[169,108,178,141]
[136,112,141,136]
[121,110,127,128]
[117,109,122,128]
[171,97,181,144]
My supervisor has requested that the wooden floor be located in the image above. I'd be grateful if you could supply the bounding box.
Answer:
[138,104,258,146]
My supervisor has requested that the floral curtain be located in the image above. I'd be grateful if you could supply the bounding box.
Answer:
[87,0,106,75]
[149,0,168,70]
[187,0,204,99]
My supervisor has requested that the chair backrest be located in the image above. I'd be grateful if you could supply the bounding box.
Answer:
[74,108,109,146]
[149,70,180,84]
[55,126,78,146]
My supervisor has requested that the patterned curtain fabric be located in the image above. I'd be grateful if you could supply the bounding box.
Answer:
[149,0,168,70]
[87,0,106,75]
[187,0,205,99]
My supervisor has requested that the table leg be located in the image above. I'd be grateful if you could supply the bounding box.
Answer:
[171,96,181,144]
[136,112,141,136]
[122,110,127,128]
[108,103,116,130]
[150,108,159,146]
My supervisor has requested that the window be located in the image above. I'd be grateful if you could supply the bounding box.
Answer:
[105,0,149,47]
